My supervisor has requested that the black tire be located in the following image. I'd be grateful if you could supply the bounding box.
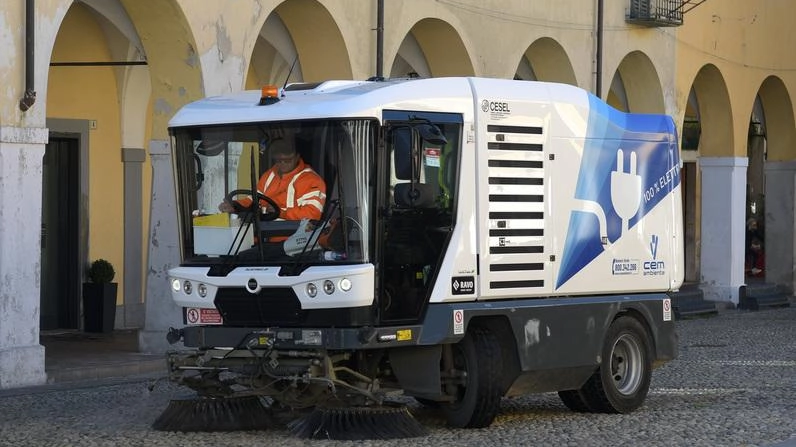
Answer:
[580,315,652,413]
[557,389,593,413]
[443,326,503,428]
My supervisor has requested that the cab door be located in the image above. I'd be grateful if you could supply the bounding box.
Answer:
[377,110,462,323]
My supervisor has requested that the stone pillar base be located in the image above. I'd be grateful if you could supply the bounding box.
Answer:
[701,283,742,307]
[0,344,47,389]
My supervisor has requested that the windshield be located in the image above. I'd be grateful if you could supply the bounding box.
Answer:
[170,119,375,268]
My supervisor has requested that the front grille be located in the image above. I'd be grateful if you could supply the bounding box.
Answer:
[215,287,303,326]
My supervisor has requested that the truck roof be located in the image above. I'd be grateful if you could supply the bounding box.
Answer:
[167,77,559,128]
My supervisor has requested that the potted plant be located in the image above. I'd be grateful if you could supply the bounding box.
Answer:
[82,258,117,333]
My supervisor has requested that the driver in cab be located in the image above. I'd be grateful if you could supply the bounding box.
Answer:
[219,138,326,231]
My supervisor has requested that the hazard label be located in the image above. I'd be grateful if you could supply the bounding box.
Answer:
[662,298,672,322]
[185,307,223,325]
[453,309,464,335]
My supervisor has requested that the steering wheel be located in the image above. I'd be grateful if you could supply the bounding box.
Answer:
[225,189,280,221]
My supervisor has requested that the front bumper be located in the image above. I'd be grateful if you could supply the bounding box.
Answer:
[177,324,425,350]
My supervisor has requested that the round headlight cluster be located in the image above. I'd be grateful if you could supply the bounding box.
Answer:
[171,278,208,298]
[306,277,353,298]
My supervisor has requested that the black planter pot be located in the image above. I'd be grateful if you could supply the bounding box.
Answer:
[82,282,117,333]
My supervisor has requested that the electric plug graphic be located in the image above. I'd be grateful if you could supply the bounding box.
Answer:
[610,149,642,236]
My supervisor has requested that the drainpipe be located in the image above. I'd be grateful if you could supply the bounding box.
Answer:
[375,0,384,79]
[19,0,36,111]
[595,0,604,98]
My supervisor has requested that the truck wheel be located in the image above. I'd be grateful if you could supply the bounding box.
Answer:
[443,326,503,428]
[581,315,652,413]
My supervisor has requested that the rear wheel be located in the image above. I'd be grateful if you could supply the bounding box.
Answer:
[443,326,503,428]
[580,316,652,413]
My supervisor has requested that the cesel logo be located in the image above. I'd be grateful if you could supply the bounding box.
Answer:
[481,100,511,113]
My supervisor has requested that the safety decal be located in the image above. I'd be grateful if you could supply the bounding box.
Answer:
[555,96,680,288]
[185,307,223,325]
[453,309,464,335]
[663,298,672,322]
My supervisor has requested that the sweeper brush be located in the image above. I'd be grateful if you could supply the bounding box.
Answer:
[152,395,273,432]
[287,404,428,440]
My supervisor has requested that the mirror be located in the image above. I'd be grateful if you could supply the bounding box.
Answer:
[392,127,413,180]
[418,123,447,146]
[392,123,447,181]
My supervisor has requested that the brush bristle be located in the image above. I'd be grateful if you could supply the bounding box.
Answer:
[152,396,272,432]
[287,404,428,440]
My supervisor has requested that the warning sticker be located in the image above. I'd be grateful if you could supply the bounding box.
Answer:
[185,307,223,325]
[662,298,672,322]
[453,309,464,335]
[424,148,440,167]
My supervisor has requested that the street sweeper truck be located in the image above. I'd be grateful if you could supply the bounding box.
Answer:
[157,76,683,438]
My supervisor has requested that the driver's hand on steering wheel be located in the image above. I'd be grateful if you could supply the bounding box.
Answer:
[218,200,276,214]
[218,200,236,213]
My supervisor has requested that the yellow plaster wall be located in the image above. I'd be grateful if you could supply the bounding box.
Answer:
[122,0,204,139]
[47,4,124,302]
[677,0,796,158]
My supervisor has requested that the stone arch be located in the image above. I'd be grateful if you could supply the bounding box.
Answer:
[609,51,665,113]
[515,37,577,86]
[690,64,733,157]
[757,76,795,162]
[753,76,796,289]
[390,18,474,78]
[270,0,352,83]
[119,0,204,138]
[247,13,302,89]
[44,1,159,333]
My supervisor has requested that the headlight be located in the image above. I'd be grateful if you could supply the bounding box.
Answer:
[339,278,352,292]
[171,278,181,292]
[306,282,318,298]
[323,280,335,295]
[183,280,193,295]
[197,283,207,298]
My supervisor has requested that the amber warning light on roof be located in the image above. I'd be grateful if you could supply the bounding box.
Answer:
[259,85,280,105]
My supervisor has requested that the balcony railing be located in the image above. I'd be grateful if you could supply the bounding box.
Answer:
[626,0,707,27]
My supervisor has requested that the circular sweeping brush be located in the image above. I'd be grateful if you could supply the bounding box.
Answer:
[152,395,273,432]
[287,403,428,440]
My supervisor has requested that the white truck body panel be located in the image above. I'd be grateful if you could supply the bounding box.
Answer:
[168,77,683,310]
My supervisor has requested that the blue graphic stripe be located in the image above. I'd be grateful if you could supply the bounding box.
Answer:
[555,95,681,289]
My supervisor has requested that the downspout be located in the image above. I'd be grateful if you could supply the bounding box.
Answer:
[375,0,384,78]
[19,0,36,111]
[595,0,604,98]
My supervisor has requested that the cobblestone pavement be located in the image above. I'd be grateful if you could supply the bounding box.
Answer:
[1,305,795,447]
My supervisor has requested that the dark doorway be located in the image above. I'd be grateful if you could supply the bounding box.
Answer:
[40,136,81,330]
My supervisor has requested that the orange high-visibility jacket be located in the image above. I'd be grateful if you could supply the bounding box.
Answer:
[237,158,326,221]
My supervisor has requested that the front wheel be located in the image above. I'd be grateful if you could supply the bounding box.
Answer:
[443,326,503,428]
[579,315,653,413]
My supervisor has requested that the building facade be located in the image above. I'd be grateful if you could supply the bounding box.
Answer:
[0,0,793,389]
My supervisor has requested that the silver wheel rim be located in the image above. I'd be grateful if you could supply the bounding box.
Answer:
[610,333,643,395]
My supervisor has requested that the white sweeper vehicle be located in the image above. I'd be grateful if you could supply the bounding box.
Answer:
[155,76,683,439]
